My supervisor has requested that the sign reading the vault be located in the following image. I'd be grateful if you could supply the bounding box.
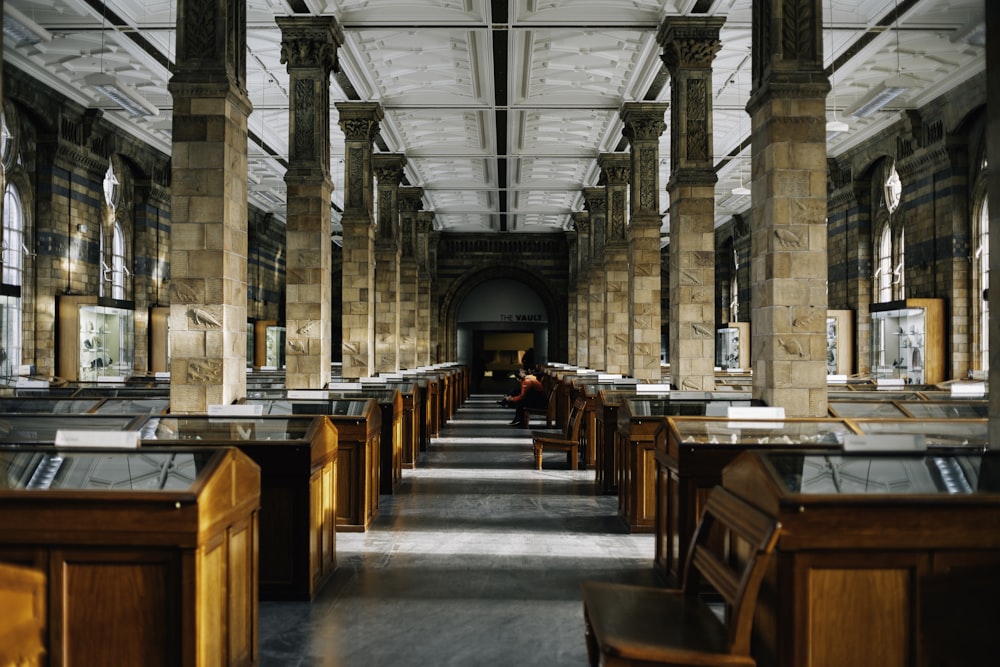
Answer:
[499,314,545,322]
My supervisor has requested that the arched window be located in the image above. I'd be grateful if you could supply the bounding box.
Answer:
[873,160,904,303]
[980,198,990,371]
[0,110,24,378]
[111,222,126,300]
[3,184,24,287]
[876,222,892,302]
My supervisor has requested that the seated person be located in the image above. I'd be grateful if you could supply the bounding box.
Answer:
[498,370,546,426]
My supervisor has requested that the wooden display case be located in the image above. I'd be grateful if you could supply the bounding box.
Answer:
[595,389,634,495]
[137,414,337,601]
[869,298,945,385]
[723,450,1000,667]
[249,397,382,533]
[57,295,135,382]
[826,309,854,376]
[0,446,260,666]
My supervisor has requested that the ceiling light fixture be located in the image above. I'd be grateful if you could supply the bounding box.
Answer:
[848,0,912,120]
[825,0,849,140]
[85,73,159,117]
[3,5,52,47]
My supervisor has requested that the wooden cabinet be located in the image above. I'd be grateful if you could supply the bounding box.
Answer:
[869,298,945,385]
[325,399,382,532]
[0,447,260,667]
[722,450,1000,667]
[138,414,337,601]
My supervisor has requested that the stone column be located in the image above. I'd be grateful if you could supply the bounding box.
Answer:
[566,222,580,364]
[659,17,724,391]
[373,153,406,373]
[415,211,435,366]
[572,211,591,366]
[398,186,423,369]
[582,187,607,371]
[336,102,382,379]
[600,153,631,375]
[748,0,829,416]
[621,102,667,381]
[277,17,342,390]
[168,0,251,412]
[988,0,1000,444]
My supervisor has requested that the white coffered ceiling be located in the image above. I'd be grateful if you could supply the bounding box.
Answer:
[2,0,987,237]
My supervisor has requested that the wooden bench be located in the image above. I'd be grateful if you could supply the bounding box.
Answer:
[580,486,781,666]
[530,397,585,470]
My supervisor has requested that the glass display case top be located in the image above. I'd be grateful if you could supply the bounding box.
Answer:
[0,397,103,414]
[669,417,854,446]
[899,402,989,419]
[761,452,1000,495]
[828,401,909,418]
[71,386,171,398]
[0,415,140,443]
[850,419,988,448]
[244,397,372,417]
[626,398,758,417]
[598,389,637,406]
[828,390,924,401]
[138,416,317,441]
[91,398,170,415]
[0,449,215,491]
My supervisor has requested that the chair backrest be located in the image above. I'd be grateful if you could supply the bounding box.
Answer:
[564,398,586,441]
[681,486,781,657]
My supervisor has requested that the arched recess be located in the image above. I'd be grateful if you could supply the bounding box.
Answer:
[438,264,564,367]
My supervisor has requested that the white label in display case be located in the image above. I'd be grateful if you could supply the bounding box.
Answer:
[55,430,140,449]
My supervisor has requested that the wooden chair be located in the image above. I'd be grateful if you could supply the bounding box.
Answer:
[580,486,781,667]
[531,397,585,470]
[523,382,557,427]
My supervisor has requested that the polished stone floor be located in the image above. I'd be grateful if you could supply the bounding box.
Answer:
[259,392,657,666]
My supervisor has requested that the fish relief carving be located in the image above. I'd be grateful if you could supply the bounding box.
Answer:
[187,308,222,328]
[343,341,360,354]
[171,282,198,303]
[296,322,315,337]
[681,378,700,391]
[680,270,701,286]
[692,323,712,338]
[777,338,805,357]
[288,339,306,354]
[792,310,820,329]
[774,228,803,248]
[188,359,222,383]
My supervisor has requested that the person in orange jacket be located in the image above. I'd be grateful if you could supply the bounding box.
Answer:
[499,370,546,426]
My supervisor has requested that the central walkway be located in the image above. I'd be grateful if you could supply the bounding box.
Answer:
[259,392,657,666]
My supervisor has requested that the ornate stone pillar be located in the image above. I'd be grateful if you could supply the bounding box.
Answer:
[660,17,724,391]
[748,0,829,416]
[398,186,423,369]
[600,153,631,375]
[988,0,1000,445]
[582,187,607,371]
[565,223,579,364]
[572,211,591,367]
[277,17,341,389]
[415,211,436,365]
[621,102,667,381]
[373,153,406,373]
[336,102,382,379]
[168,0,250,411]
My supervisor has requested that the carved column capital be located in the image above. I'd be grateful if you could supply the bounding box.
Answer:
[657,17,725,74]
[276,17,343,74]
[582,186,607,215]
